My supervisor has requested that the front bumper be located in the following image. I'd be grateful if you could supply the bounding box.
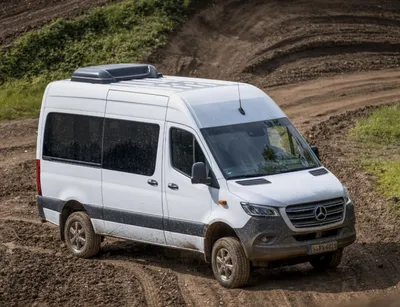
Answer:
[235,202,356,262]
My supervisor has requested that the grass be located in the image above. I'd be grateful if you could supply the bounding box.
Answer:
[350,104,400,145]
[350,104,400,212]
[0,0,209,120]
[0,77,48,120]
[364,160,400,207]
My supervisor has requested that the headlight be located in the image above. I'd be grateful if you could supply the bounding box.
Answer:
[343,187,352,204]
[240,202,280,217]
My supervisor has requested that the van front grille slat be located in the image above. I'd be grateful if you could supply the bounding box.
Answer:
[294,217,343,228]
[288,213,315,220]
[327,208,344,216]
[285,197,345,229]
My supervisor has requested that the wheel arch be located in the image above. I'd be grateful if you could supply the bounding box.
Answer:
[59,200,87,241]
[203,221,240,263]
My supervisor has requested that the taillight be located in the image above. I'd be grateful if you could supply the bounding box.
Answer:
[36,159,42,196]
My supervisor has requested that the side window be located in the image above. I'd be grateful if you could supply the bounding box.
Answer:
[170,128,206,177]
[103,118,160,176]
[43,113,103,164]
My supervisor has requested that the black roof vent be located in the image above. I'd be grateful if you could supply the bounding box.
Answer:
[71,64,163,84]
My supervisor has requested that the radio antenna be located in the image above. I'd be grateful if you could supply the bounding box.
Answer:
[237,83,246,115]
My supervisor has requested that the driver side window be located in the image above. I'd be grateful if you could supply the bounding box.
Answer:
[170,128,206,177]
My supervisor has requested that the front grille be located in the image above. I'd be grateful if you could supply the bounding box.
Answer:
[286,198,345,229]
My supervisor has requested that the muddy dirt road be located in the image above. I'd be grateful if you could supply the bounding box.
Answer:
[1,69,399,306]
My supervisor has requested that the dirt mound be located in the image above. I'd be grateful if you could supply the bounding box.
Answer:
[153,0,400,87]
[0,0,120,46]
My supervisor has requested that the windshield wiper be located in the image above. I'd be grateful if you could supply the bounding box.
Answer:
[272,166,316,175]
[227,173,270,180]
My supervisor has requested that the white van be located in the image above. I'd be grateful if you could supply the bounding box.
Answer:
[36,64,356,288]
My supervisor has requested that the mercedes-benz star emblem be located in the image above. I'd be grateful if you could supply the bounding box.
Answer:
[314,205,328,221]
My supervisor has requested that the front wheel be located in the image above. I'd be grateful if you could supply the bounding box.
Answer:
[64,211,101,258]
[309,248,343,270]
[211,237,250,288]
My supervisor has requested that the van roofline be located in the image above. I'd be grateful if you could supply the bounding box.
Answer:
[50,75,243,97]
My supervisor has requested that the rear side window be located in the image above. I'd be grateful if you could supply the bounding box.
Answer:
[170,128,206,176]
[103,118,160,176]
[43,113,103,164]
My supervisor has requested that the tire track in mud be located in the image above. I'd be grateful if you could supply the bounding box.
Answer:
[267,69,400,132]
[177,275,196,307]
[276,79,400,110]
[101,260,161,307]
[245,41,400,75]
[2,241,56,255]
[0,216,43,225]
[184,276,233,307]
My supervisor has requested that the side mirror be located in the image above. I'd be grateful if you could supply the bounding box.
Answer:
[311,146,320,159]
[191,162,212,185]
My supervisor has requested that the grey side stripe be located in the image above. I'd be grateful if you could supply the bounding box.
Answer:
[37,196,205,237]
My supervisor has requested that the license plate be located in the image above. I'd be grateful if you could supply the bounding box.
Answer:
[310,241,338,255]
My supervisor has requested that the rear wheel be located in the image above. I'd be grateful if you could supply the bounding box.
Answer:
[64,211,101,258]
[309,248,343,270]
[211,237,250,288]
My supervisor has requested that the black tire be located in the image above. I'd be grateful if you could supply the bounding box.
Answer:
[309,248,343,270]
[211,237,250,288]
[64,211,101,258]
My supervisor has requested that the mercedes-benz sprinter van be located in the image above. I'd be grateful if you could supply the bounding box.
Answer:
[36,64,356,288]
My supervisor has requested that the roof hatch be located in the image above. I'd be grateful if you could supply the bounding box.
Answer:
[71,63,163,84]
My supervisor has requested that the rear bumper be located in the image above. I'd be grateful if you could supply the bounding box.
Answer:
[36,195,64,223]
[235,202,356,262]
[37,195,46,221]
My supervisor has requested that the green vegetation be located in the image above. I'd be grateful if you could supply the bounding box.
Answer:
[0,77,48,120]
[350,104,400,145]
[364,160,400,203]
[0,0,209,120]
[350,104,400,212]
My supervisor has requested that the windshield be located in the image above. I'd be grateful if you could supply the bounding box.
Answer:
[201,118,320,179]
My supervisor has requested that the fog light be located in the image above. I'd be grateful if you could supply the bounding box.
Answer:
[257,234,277,245]
[260,236,273,243]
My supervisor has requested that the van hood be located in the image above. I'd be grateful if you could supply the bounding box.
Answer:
[226,168,344,208]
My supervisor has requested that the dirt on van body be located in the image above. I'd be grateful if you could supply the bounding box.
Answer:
[1,0,400,306]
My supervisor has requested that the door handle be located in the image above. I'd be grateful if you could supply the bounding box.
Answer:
[147,179,158,187]
[168,183,179,190]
